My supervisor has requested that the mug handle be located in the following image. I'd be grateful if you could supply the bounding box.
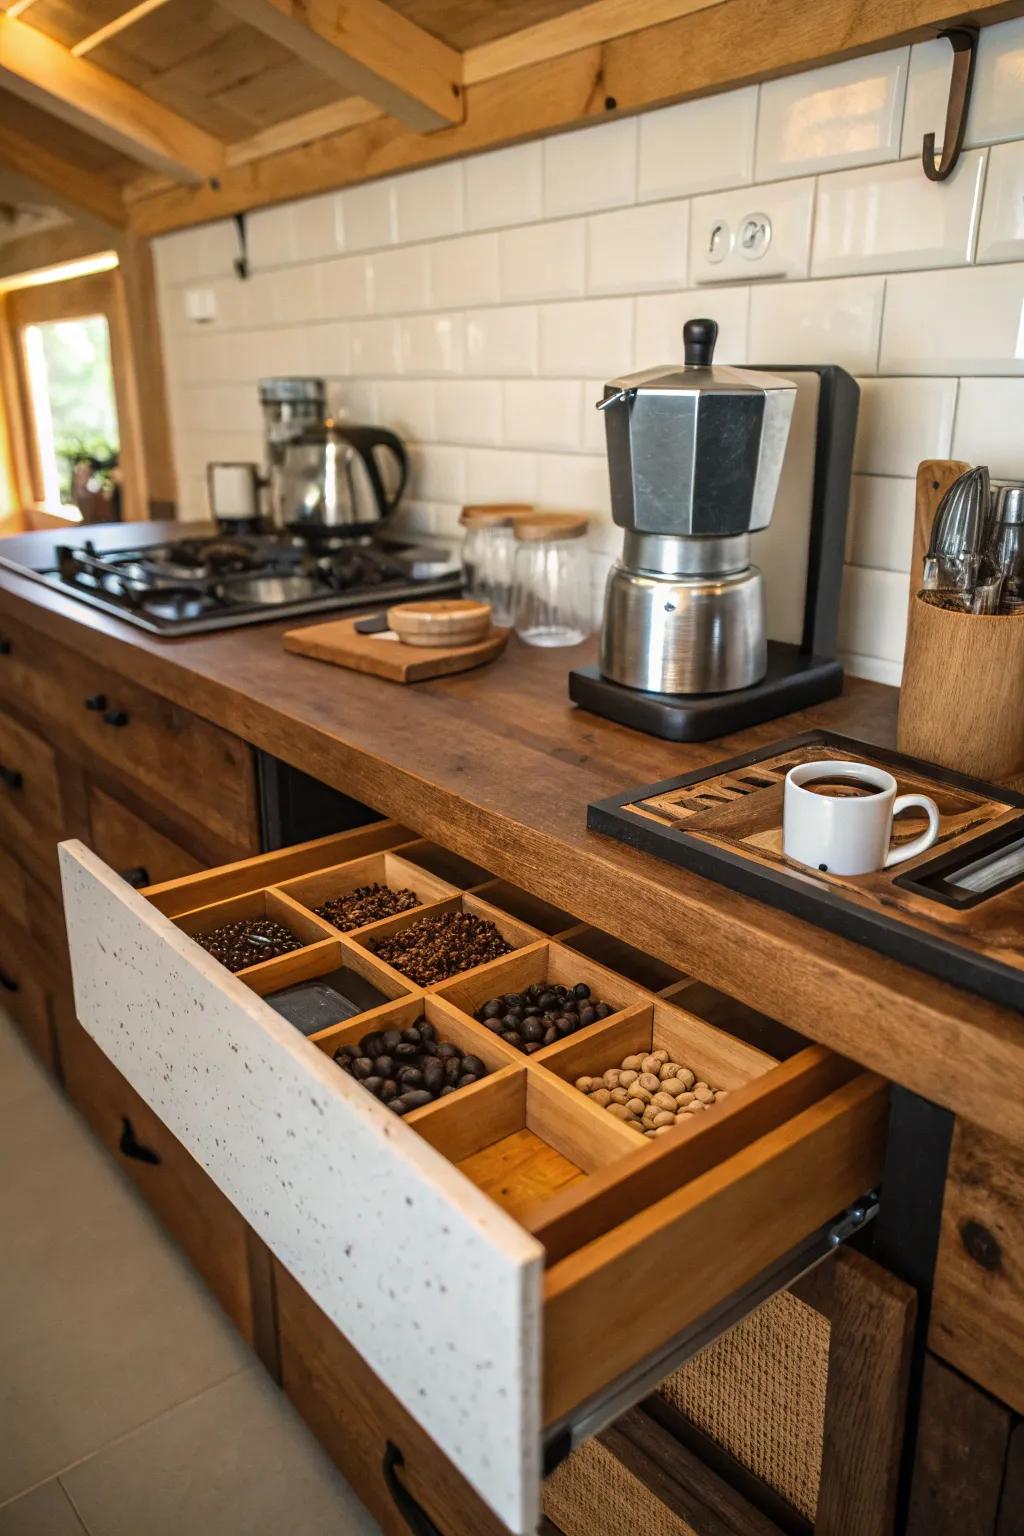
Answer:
[884,794,941,868]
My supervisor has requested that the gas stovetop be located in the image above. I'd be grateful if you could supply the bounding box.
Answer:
[1,530,462,635]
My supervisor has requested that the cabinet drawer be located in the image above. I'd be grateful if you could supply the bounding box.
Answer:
[0,711,63,882]
[87,785,204,889]
[0,921,53,1068]
[60,834,886,1535]
[58,1012,258,1345]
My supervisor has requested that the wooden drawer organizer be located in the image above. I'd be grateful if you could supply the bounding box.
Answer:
[60,821,886,1535]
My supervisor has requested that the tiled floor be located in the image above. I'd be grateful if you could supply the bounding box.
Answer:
[0,1011,380,1536]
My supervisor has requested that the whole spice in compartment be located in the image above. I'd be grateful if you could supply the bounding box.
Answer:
[371,910,512,985]
[194,916,303,974]
[574,1048,728,1135]
[333,1017,489,1114]
[475,981,615,1054]
[315,882,418,932]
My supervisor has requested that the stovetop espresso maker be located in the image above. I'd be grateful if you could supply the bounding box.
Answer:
[570,317,860,741]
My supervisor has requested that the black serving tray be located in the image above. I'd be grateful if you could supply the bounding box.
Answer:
[587,731,1024,1011]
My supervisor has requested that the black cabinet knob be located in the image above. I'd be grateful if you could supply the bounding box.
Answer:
[103,709,129,727]
[121,866,151,889]
[118,1116,161,1166]
[0,969,19,993]
[0,763,23,790]
[84,694,108,711]
[0,638,11,656]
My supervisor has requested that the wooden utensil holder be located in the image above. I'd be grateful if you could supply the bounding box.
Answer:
[897,461,1024,784]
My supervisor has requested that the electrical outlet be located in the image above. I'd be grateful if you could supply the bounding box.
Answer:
[184,287,217,325]
[689,179,814,285]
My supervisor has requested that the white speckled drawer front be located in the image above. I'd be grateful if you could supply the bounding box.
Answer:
[60,841,543,1534]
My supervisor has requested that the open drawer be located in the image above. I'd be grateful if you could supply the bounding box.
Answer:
[60,825,886,1535]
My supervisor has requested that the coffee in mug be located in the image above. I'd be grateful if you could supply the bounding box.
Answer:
[783,759,940,876]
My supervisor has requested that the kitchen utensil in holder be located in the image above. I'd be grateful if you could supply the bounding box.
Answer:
[898,462,1024,784]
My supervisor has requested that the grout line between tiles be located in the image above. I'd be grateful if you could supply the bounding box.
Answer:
[54,1482,91,1536]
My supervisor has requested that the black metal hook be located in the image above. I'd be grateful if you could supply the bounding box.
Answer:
[233,211,250,280]
[922,27,978,182]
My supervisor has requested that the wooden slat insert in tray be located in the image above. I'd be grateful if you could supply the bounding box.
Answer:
[589,730,1024,1012]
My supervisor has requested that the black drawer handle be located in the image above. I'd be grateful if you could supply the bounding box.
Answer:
[0,763,22,790]
[120,866,151,889]
[383,1444,444,1536]
[84,693,108,711]
[118,1116,161,1166]
[103,709,129,727]
[0,968,20,993]
[0,638,11,655]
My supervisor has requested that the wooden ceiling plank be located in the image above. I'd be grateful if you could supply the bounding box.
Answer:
[71,0,175,58]
[0,15,224,183]
[129,0,1024,235]
[218,0,463,132]
[464,0,730,85]
[0,122,127,225]
[225,97,384,167]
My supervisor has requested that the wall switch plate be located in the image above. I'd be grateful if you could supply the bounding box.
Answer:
[690,179,814,284]
[184,287,217,324]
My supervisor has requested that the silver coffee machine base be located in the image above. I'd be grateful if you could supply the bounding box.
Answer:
[569,645,844,743]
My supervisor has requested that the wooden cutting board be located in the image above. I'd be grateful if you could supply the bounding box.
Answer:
[283,614,511,682]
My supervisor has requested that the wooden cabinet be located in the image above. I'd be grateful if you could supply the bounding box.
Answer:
[0,708,63,885]
[0,920,54,1070]
[86,784,203,888]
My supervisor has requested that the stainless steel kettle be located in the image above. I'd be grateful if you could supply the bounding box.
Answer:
[271,421,408,534]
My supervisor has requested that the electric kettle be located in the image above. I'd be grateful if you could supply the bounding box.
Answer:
[270,421,408,535]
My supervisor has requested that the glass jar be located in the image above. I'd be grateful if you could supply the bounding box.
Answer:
[512,513,590,647]
[459,506,529,625]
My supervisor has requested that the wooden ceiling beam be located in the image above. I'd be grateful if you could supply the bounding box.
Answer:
[0,122,127,226]
[218,0,463,132]
[0,15,224,184]
[71,0,175,58]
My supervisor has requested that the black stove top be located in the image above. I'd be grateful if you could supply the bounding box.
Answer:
[2,530,462,634]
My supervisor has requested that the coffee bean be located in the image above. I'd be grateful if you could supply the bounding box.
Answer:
[382,1030,403,1053]
[371,910,512,985]
[363,1076,384,1096]
[373,1055,394,1078]
[351,1056,374,1079]
[393,1042,419,1061]
[195,915,303,973]
[423,1059,444,1094]
[396,1066,424,1088]
[462,1055,485,1077]
[315,883,419,932]
[402,1027,423,1045]
[500,1030,523,1048]
[361,1032,386,1058]
[474,978,618,1053]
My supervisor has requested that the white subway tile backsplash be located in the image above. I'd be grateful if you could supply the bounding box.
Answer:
[838,565,909,661]
[318,255,370,319]
[537,454,611,513]
[588,201,689,294]
[749,277,884,373]
[881,264,1024,374]
[339,179,396,251]
[543,118,636,216]
[539,298,632,377]
[465,142,544,230]
[368,246,431,314]
[756,49,908,180]
[689,178,814,285]
[375,380,436,442]
[350,319,401,376]
[499,221,586,302]
[903,18,1024,157]
[303,320,351,378]
[952,378,1024,477]
[634,287,750,366]
[428,233,500,310]
[853,377,956,475]
[503,380,583,451]
[846,475,917,572]
[582,380,608,452]
[407,443,465,502]
[394,162,464,243]
[435,380,502,445]
[812,151,985,277]
[637,87,757,201]
[977,140,1024,263]
[247,203,299,269]
[464,447,539,503]
[398,314,465,375]
[293,192,344,260]
[466,307,538,376]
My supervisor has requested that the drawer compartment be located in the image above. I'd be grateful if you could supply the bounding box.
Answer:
[61,834,885,1535]
[0,712,63,882]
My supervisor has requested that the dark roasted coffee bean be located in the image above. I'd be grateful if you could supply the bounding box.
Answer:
[579,1007,597,1027]
[544,1025,559,1045]
[373,1055,394,1078]
[538,991,557,1012]
[381,1079,398,1102]
[351,1056,375,1079]
[522,1042,542,1055]
[400,1089,433,1113]
[382,1030,403,1052]
[504,994,523,1009]
[556,1017,575,1036]
[503,1007,523,1024]
[481,1000,504,1020]
[423,1059,444,1095]
[461,1055,485,1078]
[418,1021,436,1042]
[395,1065,424,1089]
[393,1042,419,1061]
[360,1032,386,1059]
[314,882,418,932]
[440,1084,457,1096]
[370,909,512,985]
[523,1004,542,1017]
[521,1018,544,1043]
[483,1017,504,1033]
[596,1003,613,1019]
[500,1030,523,1049]
[402,1027,422,1045]
[457,1073,479,1089]
[436,1042,460,1059]
[194,915,303,973]
[444,1056,462,1086]
[362,1076,384,1096]
[574,983,591,999]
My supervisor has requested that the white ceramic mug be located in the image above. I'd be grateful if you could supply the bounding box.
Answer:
[782,760,941,876]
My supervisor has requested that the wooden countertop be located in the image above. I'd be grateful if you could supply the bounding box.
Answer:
[3,525,1020,1141]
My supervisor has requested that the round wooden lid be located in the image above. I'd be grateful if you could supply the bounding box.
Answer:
[513,512,589,541]
[387,599,492,647]
[459,503,534,527]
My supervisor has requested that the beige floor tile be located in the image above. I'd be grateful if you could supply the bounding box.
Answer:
[0,1010,51,1112]
[0,1482,87,1536]
[63,1368,381,1536]
[0,1015,251,1504]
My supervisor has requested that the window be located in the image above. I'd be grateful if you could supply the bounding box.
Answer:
[23,313,120,513]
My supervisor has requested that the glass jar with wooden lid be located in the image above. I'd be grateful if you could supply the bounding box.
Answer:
[512,512,590,647]
[459,504,532,625]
